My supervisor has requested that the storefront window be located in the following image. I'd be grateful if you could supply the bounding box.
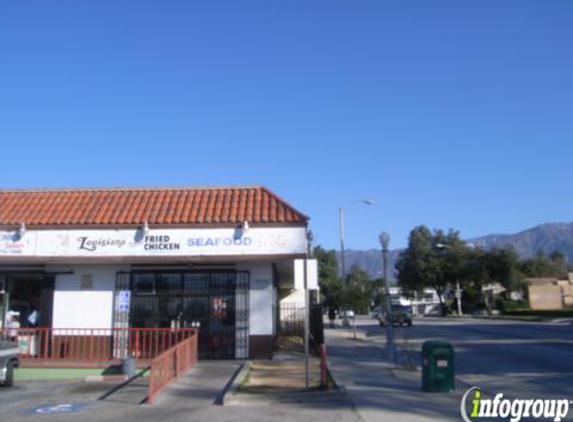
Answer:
[156,273,181,294]
[183,273,209,294]
[129,271,249,359]
[1,273,54,328]
[132,273,155,294]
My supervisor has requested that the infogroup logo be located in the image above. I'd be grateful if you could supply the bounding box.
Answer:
[461,387,571,422]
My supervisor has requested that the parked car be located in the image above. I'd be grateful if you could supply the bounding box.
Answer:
[425,306,443,316]
[378,305,413,327]
[339,309,355,319]
[0,338,19,387]
[370,306,382,320]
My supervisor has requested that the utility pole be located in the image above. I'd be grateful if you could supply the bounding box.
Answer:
[339,200,375,281]
[379,232,395,363]
[304,231,310,389]
[455,279,463,316]
[339,206,346,279]
[339,200,374,328]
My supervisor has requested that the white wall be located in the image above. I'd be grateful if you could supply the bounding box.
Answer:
[280,289,306,306]
[50,262,276,336]
[238,262,273,336]
[294,259,318,290]
[52,265,122,330]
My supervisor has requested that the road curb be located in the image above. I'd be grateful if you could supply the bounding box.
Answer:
[224,389,347,405]
[223,361,348,406]
[327,326,369,340]
[327,363,377,422]
[327,366,349,398]
[220,362,250,406]
[469,315,573,324]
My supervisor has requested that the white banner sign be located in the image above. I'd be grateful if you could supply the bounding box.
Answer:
[294,259,319,290]
[0,227,307,258]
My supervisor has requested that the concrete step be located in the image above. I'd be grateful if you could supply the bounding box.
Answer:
[224,388,347,405]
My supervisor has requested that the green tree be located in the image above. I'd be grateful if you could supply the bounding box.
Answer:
[397,226,475,315]
[313,246,343,311]
[369,277,386,311]
[466,247,522,312]
[467,247,497,311]
[341,265,371,313]
[488,247,522,291]
[396,226,448,314]
[435,230,471,283]
[397,225,571,315]
[549,250,568,278]
[520,250,561,278]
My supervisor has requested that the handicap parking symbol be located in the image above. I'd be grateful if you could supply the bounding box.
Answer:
[27,402,87,415]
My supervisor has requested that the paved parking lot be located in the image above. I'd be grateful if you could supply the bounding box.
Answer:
[0,378,115,420]
[327,315,573,422]
[1,361,360,422]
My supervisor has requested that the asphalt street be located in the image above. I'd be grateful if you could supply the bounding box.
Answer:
[362,316,573,398]
[326,316,573,421]
[2,317,571,422]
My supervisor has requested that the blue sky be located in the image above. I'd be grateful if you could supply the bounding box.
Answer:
[1,1,572,250]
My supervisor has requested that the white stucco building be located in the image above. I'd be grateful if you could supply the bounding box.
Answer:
[0,186,317,359]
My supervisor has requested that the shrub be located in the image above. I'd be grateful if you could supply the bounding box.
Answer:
[504,309,573,318]
[498,300,529,313]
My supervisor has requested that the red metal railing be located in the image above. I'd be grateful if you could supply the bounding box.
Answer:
[147,331,198,404]
[0,327,197,364]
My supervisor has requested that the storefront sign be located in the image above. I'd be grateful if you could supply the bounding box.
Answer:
[187,236,252,247]
[0,233,33,255]
[0,227,307,258]
[77,236,127,251]
[144,235,180,251]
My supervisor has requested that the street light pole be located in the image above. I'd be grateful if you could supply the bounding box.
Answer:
[338,199,374,329]
[455,280,462,316]
[304,231,310,389]
[338,199,374,282]
[339,206,346,280]
[379,231,395,363]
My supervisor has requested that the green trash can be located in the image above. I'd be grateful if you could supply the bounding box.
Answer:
[421,341,455,392]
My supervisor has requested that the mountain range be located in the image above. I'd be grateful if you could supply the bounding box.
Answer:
[341,222,573,279]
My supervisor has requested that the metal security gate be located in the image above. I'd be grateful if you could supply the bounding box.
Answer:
[129,271,249,359]
[235,274,249,359]
[275,303,324,355]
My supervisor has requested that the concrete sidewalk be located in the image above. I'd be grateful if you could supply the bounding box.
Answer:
[326,327,465,422]
[150,360,243,407]
[99,361,244,406]
[6,359,362,422]
[240,359,321,390]
[2,361,244,422]
[224,357,351,405]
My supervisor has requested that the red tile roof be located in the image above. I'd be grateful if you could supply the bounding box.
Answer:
[0,186,308,227]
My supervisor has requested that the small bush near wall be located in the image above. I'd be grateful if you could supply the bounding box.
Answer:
[503,309,573,318]
[496,299,530,313]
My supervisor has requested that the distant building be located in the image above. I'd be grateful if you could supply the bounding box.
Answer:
[388,287,442,315]
[0,186,317,360]
[524,275,573,310]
